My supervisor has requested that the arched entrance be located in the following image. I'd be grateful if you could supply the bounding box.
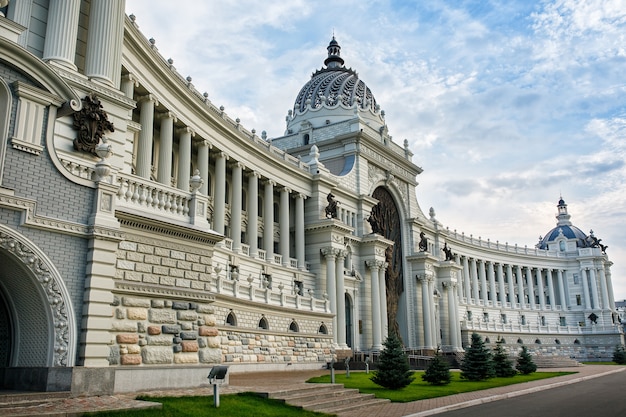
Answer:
[368,187,404,340]
[0,226,76,368]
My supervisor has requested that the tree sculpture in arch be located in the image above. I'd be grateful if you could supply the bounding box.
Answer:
[368,186,404,341]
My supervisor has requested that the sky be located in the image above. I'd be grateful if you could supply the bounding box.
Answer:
[126,0,626,300]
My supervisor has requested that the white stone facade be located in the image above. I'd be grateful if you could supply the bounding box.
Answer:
[0,0,622,395]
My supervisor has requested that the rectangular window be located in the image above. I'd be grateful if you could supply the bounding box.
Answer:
[521,315,526,325]
[576,294,582,305]
[467,311,473,321]
[501,314,507,324]
[560,317,566,326]
[294,280,304,296]
[573,274,579,285]
[483,312,489,322]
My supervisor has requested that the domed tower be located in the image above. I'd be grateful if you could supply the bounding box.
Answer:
[285,37,385,135]
[537,197,590,251]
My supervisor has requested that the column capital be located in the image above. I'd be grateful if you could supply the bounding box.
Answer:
[176,126,195,137]
[137,94,159,106]
[229,160,245,170]
[216,151,229,160]
[295,192,307,200]
[321,247,341,259]
[366,259,387,270]
[281,186,292,194]
[247,170,261,179]
[197,138,212,148]
[122,73,140,87]
[157,111,177,122]
[264,179,276,187]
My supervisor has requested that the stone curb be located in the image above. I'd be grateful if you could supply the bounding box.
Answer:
[404,367,626,417]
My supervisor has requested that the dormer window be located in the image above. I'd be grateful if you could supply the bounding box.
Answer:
[559,240,566,251]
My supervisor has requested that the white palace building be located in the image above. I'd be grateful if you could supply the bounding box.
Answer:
[0,0,622,394]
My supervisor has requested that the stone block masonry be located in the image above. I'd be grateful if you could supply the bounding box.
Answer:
[109,296,221,366]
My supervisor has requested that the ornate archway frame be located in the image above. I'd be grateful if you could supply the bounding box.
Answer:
[0,225,76,366]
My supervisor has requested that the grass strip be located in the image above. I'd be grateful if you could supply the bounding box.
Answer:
[307,371,575,402]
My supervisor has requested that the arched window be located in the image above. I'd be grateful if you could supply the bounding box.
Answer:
[559,240,566,251]
[258,316,268,330]
[318,323,328,334]
[485,337,491,344]
[226,311,236,326]
[289,321,299,332]
[303,133,310,145]
[500,338,506,344]
[535,339,541,344]
[574,339,581,345]
[517,338,523,344]
[555,339,561,345]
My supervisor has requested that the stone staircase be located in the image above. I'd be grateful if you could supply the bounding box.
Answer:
[260,383,390,415]
[531,355,583,368]
[0,391,70,416]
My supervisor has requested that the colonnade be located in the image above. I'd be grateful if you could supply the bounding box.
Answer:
[457,256,614,311]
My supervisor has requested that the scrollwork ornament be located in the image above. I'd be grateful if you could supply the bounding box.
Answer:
[0,230,72,366]
[73,93,115,156]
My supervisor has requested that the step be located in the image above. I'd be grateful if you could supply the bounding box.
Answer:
[290,388,362,407]
[266,383,344,399]
[0,391,70,408]
[305,392,380,411]
[319,397,391,414]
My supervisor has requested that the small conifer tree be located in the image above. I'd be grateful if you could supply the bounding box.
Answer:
[422,348,451,385]
[461,333,495,381]
[516,345,537,374]
[493,339,517,377]
[613,345,626,364]
[371,332,415,389]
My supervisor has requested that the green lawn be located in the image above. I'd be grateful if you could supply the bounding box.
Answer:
[307,371,575,402]
[87,392,334,417]
[581,361,626,365]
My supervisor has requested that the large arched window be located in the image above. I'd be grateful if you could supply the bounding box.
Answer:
[226,311,237,326]
[258,316,268,330]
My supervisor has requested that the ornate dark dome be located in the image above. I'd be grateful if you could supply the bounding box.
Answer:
[285,37,384,133]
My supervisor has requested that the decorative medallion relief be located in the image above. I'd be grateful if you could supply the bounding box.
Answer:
[72,93,115,156]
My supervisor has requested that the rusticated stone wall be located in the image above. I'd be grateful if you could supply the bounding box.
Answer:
[109,296,221,366]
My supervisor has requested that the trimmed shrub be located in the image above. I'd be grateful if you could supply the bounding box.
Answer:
[493,339,517,377]
[516,345,537,374]
[613,345,626,364]
[371,332,415,389]
[422,349,451,385]
[461,333,495,381]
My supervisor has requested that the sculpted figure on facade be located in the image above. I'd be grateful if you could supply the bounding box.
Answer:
[72,93,115,156]
[418,231,428,252]
[325,192,338,218]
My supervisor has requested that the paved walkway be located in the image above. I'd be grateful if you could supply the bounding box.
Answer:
[1,365,623,416]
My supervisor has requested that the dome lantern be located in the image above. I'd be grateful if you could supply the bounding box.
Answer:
[324,36,344,69]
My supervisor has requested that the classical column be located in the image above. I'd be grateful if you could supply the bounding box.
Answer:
[156,112,175,185]
[535,268,546,310]
[463,257,472,301]
[336,251,347,348]
[546,269,556,308]
[428,278,437,346]
[121,74,138,100]
[487,262,497,303]
[323,249,338,345]
[177,127,194,191]
[598,267,610,310]
[263,180,275,261]
[581,269,591,309]
[470,258,479,303]
[506,264,516,305]
[84,0,126,86]
[557,269,567,309]
[213,152,227,235]
[367,260,385,350]
[6,0,34,47]
[446,282,460,349]
[247,171,260,257]
[379,264,388,340]
[419,275,433,348]
[526,267,536,309]
[516,265,525,308]
[295,193,306,270]
[136,95,158,179]
[279,187,290,265]
[588,268,600,309]
[230,162,243,252]
[43,0,81,70]
[479,260,488,304]
[600,265,615,310]
[495,263,506,304]
[197,140,211,196]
